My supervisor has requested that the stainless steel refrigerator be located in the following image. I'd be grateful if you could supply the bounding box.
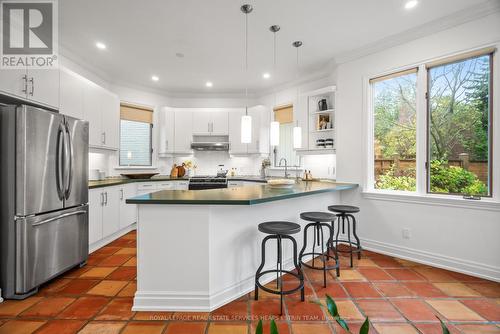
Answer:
[0,104,89,299]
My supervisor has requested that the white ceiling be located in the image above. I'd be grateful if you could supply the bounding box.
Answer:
[59,0,493,95]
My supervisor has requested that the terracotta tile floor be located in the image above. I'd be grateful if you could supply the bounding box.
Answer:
[0,230,499,333]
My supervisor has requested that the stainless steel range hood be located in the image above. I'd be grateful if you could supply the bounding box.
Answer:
[191,135,230,151]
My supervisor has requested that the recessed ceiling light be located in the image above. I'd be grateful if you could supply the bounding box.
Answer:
[263,73,271,79]
[95,42,106,50]
[175,52,185,58]
[151,75,159,82]
[405,0,418,10]
[205,81,213,87]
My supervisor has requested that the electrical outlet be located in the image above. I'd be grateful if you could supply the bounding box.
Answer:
[402,228,411,239]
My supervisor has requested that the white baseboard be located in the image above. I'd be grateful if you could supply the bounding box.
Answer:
[361,238,500,282]
[133,255,313,312]
[89,223,137,254]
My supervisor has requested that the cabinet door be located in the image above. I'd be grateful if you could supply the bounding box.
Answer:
[83,83,103,147]
[119,184,137,230]
[228,109,247,154]
[59,69,84,119]
[192,110,211,134]
[157,182,174,190]
[173,181,189,190]
[100,91,120,150]
[27,68,60,108]
[256,105,270,154]
[173,110,193,153]
[0,69,27,99]
[247,107,261,153]
[136,183,157,195]
[158,107,175,155]
[210,110,228,135]
[88,190,103,245]
[102,188,120,238]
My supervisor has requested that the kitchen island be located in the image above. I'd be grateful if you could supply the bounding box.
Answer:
[127,180,358,311]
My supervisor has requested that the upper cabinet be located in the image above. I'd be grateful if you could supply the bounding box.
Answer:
[158,107,175,156]
[60,67,119,150]
[173,109,193,154]
[192,109,228,135]
[0,68,59,109]
[228,106,269,155]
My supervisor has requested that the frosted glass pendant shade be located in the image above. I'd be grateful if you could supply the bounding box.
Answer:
[293,126,302,149]
[270,121,280,146]
[241,114,252,143]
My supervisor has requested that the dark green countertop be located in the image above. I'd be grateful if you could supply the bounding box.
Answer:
[126,181,358,205]
[88,176,268,189]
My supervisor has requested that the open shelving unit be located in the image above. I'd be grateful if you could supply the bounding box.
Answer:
[296,85,336,155]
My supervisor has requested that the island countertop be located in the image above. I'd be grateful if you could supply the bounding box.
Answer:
[126,180,358,205]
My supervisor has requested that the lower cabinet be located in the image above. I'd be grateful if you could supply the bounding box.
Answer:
[89,185,137,247]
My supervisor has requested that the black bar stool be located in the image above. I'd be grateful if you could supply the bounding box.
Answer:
[328,205,361,267]
[298,212,340,288]
[255,221,304,315]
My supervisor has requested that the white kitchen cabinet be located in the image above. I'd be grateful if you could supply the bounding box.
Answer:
[174,181,189,190]
[136,182,157,195]
[157,182,175,190]
[82,79,119,150]
[192,109,228,135]
[228,109,247,154]
[100,90,120,150]
[158,107,175,156]
[102,187,120,238]
[119,184,137,230]
[0,68,59,109]
[174,110,193,153]
[60,68,84,119]
[247,107,261,154]
[192,111,212,134]
[89,189,104,245]
[210,110,229,135]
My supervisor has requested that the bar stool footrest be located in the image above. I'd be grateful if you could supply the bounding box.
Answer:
[300,252,339,271]
[255,269,304,295]
[333,240,362,253]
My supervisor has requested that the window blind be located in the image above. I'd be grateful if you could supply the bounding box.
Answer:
[120,104,153,123]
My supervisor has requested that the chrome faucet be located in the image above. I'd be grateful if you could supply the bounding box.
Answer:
[278,158,290,178]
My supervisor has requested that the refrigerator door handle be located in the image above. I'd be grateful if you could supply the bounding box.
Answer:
[31,210,87,227]
[56,123,65,200]
[64,122,73,200]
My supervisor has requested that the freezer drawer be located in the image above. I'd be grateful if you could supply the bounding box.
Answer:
[15,205,88,294]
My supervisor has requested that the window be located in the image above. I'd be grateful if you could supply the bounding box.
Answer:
[369,48,494,197]
[119,104,153,166]
[273,104,301,167]
[371,69,417,191]
[427,54,492,196]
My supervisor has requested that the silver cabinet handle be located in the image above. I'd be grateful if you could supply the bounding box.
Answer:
[29,77,34,96]
[21,75,28,94]
[166,140,168,151]
[208,122,210,133]
[100,192,104,206]
[101,132,105,144]
[104,192,108,205]
[32,210,87,227]
[120,189,124,200]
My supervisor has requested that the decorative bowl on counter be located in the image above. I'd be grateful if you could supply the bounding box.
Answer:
[120,173,159,179]
[267,178,295,189]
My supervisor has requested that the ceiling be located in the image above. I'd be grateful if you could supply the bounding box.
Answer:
[59,0,493,95]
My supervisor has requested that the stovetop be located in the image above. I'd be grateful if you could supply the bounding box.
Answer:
[189,176,227,184]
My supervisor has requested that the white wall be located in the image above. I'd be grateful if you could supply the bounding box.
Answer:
[336,12,500,281]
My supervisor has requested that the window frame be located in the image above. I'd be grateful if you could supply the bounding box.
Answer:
[425,52,494,197]
[119,103,154,167]
[365,47,497,201]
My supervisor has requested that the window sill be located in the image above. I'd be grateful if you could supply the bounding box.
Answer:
[362,190,500,212]
[114,166,158,170]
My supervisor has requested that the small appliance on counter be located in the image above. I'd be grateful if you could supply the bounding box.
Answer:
[89,169,100,181]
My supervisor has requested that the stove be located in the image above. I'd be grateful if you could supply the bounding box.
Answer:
[188,176,228,190]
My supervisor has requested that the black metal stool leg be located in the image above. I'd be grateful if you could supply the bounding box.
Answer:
[288,235,305,302]
[328,221,340,277]
[255,235,272,300]
[299,223,314,268]
[349,214,362,259]
[278,235,283,315]
[347,215,353,267]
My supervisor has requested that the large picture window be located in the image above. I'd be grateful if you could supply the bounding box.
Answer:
[427,54,492,196]
[369,49,494,198]
[371,69,417,191]
[119,104,153,166]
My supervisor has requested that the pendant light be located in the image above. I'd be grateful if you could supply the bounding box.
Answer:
[292,41,303,149]
[240,4,253,144]
[269,25,280,147]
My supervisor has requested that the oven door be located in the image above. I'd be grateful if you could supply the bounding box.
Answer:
[15,205,88,294]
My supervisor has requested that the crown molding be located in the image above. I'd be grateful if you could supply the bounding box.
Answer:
[334,0,500,64]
